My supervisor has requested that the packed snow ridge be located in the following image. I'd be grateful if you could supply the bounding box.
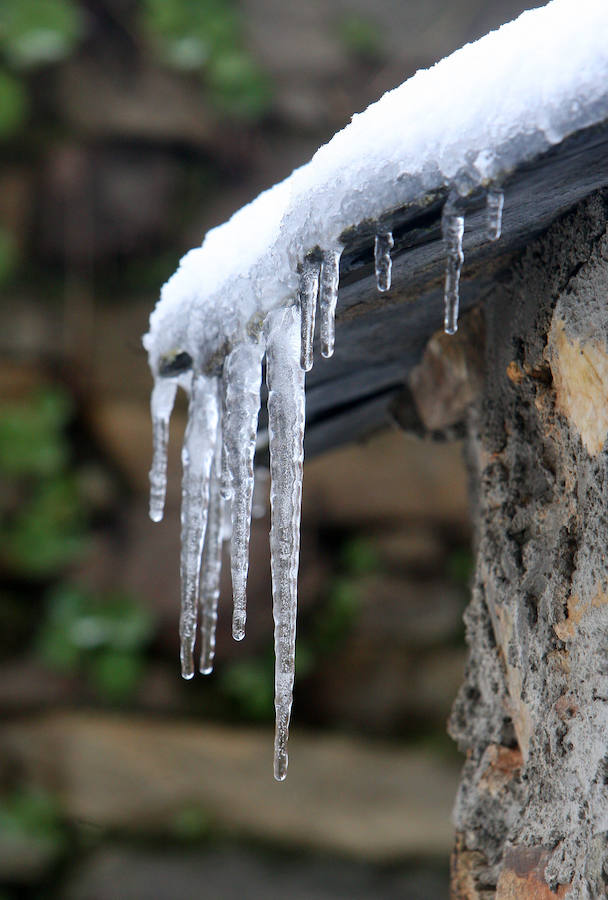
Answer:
[143,0,608,780]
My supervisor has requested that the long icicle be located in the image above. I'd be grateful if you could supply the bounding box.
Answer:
[318,247,342,358]
[179,373,220,679]
[265,305,305,781]
[199,417,224,674]
[442,198,465,335]
[149,378,177,522]
[299,256,321,372]
[222,337,265,641]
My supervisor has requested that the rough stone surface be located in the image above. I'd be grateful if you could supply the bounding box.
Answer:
[448,191,608,897]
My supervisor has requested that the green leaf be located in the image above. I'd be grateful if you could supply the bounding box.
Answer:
[2,475,85,575]
[142,0,240,68]
[0,387,72,477]
[220,657,274,721]
[88,649,143,702]
[1,0,81,68]
[207,52,271,119]
[0,786,65,851]
[37,585,154,695]
[337,15,384,62]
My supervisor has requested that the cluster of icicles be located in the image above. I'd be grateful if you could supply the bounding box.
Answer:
[148,185,504,780]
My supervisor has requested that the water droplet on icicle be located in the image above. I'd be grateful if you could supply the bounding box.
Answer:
[149,378,177,522]
[222,338,265,642]
[486,188,504,241]
[318,248,342,358]
[442,199,465,335]
[179,374,220,680]
[199,430,224,675]
[265,304,305,782]
[299,256,321,372]
[374,231,394,292]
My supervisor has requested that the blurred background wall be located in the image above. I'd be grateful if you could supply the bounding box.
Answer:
[0,1,542,897]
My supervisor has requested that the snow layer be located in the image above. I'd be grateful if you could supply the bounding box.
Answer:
[144,0,608,779]
[145,0,608,375]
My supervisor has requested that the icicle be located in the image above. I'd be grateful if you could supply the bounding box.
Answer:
[442,200,465,335]
[149,378,177,523]
[265,305,305,781]
[486,188,504,241]
[318,248,342,358]
[299,256,321,372]
[222,338,265,642]
[179,374,220,679]
[199,425,223,675]
[374,231,394,292]
[220,494,232,541]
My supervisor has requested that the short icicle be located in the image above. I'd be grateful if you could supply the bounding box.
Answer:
[222,338,265,642]
[179,373,220,680]
[486,187,504,241]
[299,256,321,372]
[318,247,342,358]
[265,304,306,781]
[149,378,177,523]
[199,423,224,674]
[442,198,465,335]
[374,231,394,292]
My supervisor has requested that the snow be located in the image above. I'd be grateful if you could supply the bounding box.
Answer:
[143,0,608,778]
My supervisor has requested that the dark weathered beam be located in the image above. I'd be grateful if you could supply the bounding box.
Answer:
[304,120,608,453]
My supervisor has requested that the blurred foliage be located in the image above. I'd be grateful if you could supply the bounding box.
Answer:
[0,388,71,476]
[37,584,154,702]
[4,475,84,576]
[142,0,240,65]
[219,653,274,721]
[0,70,27,138]
[337,15,384,62]
[446,546,474,588]
[0,225,18,282]
[339,536,380,576]
[0,388,87,577]
[310,576,360,656]
[141,0,272,119]
[0,786,67,864]
[206,51,271,119]
[0,0,81,68]
[170,805,211,841]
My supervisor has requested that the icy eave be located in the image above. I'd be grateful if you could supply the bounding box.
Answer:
[146,0,608,456]
[143,0,608,781]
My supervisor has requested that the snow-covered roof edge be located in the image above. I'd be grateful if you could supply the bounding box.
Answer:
[145,0,608,374]
[143,0,608,780]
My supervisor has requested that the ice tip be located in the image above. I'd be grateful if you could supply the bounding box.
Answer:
[149,507,164,523]
[199,664,213,675]
[273,753,288,782]
[181,653,196,680]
